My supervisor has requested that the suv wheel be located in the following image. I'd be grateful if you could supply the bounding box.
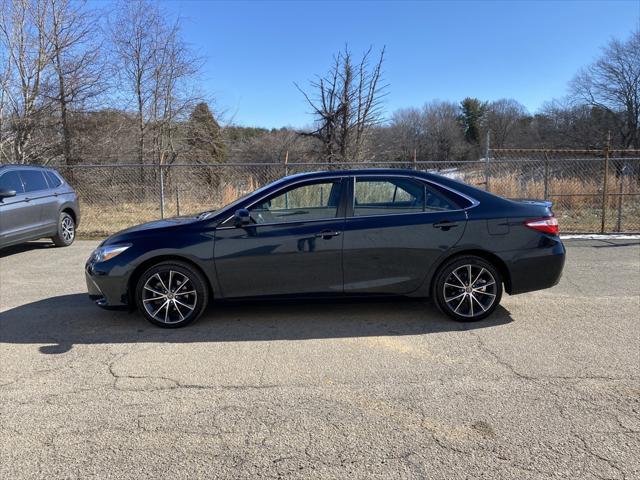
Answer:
[52,212,75,247]
[434,255,503,322]
[135,261,209,328]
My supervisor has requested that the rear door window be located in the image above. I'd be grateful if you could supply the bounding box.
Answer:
[0,171,25,194]
[353,177,425,216]
[20,170,49,193]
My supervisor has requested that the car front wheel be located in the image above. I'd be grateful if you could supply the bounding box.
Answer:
[52,211,75,247]
[434,256,503,322]
[135,261,209,328]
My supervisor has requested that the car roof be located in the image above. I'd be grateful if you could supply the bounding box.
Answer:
[282,168,435,180]
[0,164,53,170]
[279,168,464,186]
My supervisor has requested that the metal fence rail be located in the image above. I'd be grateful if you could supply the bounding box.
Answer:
[53,150,640,237]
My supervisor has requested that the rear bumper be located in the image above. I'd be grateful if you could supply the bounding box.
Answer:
[501,237,566,295]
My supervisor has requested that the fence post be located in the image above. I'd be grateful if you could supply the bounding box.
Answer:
[616,173,623,232]
[284,150,289,176]
[176,188,180,217]
[159,163,165,219]
[600,132,610,234]
[484,130,491,191]
[543,151,549,200]
[413,148,417,170]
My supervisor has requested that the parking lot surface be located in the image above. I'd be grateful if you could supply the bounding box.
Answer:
[1,239,639,479]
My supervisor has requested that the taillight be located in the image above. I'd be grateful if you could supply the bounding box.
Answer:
[524,216,559,235]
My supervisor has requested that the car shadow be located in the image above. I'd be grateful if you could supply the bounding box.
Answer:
[0,240,55,257]
[0,294,514,354]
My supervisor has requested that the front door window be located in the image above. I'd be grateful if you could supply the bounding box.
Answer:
[250,180,343,224]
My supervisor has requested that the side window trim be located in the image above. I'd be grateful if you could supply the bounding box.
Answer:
[347,175,478,218]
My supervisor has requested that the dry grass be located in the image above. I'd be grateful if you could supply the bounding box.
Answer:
[76,174,640,238]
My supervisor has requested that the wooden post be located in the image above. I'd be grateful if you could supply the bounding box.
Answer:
[284,150,289,176]
[616,173,623,232]
[484,130,491,191]
[600,132,610,234]
[413,148,417,170]
[159,163,165,219]
[543,150,549,200]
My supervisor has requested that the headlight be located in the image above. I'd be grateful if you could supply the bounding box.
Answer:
[90,244,131,263]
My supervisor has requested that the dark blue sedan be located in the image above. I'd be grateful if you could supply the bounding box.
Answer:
[85,169,565,327]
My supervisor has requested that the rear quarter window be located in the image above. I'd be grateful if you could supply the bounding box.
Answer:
[424,182,474,210]
[45,171,63,188]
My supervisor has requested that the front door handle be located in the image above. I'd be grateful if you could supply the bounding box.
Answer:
[315,230,342,239]
[433,221,458,231]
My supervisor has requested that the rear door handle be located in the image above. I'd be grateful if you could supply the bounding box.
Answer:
[433,221,458,230]
[315,230,342,239]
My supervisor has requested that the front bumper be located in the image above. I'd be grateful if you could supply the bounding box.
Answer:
[85,261,130,309]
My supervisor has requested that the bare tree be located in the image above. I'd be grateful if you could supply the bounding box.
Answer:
[45,0,104,168]
[571,29,640,148]
[0,0,53,163]
[110,0,157,166]
[110,0,200,168]
[296,45,386,162]
[422,101,466,161]
[484,99,528,148]
[534,99,617,148]
[387,107,428,160]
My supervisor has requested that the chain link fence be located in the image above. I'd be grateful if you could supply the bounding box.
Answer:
[54,149,640,237]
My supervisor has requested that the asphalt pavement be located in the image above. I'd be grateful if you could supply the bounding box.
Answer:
[1,238,638,479]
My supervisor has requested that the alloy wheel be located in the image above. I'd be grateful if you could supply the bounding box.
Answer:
[61,216,75,242]
[142,270,197,324]
[442,264,497,318]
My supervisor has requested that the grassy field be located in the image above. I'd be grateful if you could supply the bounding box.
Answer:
[76,174,639,238]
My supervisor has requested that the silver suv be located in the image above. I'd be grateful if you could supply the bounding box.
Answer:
[0,165,80,249]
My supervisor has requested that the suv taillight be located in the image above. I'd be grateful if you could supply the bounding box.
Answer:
[524,216,559,235]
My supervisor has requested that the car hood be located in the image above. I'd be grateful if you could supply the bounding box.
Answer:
[103,216,201,245]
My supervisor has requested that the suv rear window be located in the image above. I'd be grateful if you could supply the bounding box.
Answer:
[20,170,49,192]
[45,170,63,188]
[0,171,25,194]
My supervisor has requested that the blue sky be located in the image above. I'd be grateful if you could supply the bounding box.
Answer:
[158,0,639,128]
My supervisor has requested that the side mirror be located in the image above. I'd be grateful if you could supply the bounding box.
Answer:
[0,189,16,200]
[233,208,252,227]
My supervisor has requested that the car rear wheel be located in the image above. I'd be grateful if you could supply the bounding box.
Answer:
[51,212,75,247]
[434,255,503,322]
[135,261,209,328]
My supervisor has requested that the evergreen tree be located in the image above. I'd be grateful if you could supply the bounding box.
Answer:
[187,102,226,164]
[459,98,486,145]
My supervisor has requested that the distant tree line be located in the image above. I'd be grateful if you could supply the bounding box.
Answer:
[0,0,638,169]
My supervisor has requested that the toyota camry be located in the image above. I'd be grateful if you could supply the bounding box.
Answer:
[85,169,565,327]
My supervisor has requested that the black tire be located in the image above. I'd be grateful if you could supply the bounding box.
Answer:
[51,211,75,247]
[433,255,503,322]
[135,261,209,328]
